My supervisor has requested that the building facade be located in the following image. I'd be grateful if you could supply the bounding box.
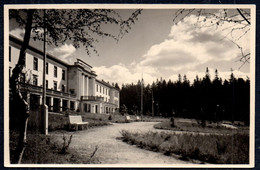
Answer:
[9,35,120,114]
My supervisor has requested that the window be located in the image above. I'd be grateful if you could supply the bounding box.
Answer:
[54,66,57,77]
[103,87,104,94]
[20,73,25,83]
[46,80,48,89]
[96,85,98,92]
[70,89,75,94]
[62,84,65,92]
[62,70,65,80]
[33,57,38,70]
[100,86,101,92]
[70,101,75,111]
[53,81,57,90]
[33,75,38,86]
[46,63,49,74]
[9,46,11,62]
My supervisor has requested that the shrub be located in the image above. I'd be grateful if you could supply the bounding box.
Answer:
[59,134,73,154]
[170,117,175,127]
[121,104,128,116]
[108,114,112,120]
[197,119,206,128]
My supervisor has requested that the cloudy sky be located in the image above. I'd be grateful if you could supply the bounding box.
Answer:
[10,8,252,86]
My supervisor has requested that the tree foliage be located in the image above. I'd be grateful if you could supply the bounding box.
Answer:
[120,68,250,124]
[10,9,142,55]
[9,8,142,163]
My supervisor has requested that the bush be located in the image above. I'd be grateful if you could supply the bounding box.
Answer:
[170,117,175,127]
[59,134,73,154]
[197,119,206,128]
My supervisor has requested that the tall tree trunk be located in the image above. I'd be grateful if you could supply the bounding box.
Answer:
[10,9,35,164]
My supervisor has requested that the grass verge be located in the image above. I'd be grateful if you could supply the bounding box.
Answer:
[120,130,249,164]
[49,112,167,131]
[48,113,111,131]
[9,130,99,164]
[154,119,249,135]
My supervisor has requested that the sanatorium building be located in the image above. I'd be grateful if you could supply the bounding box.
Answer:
[9,35,120,114]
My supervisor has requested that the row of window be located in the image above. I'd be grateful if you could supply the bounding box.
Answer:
[9,47,63,81]
[31,74,66,92]
[96,84,109,95]
[9,51,66,80]
[33,58,66,80]
[9,65,66,93]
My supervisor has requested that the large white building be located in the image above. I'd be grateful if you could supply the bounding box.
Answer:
[9,35,120,114]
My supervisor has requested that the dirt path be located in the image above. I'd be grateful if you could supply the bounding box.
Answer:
[51,122,190,164]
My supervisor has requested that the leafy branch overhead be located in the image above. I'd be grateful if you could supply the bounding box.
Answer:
[172,9,251,67]
[9,8,142,164]
[10,9,143,55]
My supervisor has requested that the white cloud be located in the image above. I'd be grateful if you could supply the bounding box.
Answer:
[10,28,25,39]
[140,14,250,73]
[10,28,45,40]
[84,11,251,86]
[93,64,139,85]
[93,64,158,86]
[50,44,76,64]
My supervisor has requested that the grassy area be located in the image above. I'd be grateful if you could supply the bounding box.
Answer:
[154,118,249,135]
[140,116,168,122]
[48,113,69,131]
[81,113,167,123]
[120,130,249,164]
[48,113,112,131]
[48,112,167,131]
[9,130,99,164]
[80,112,127,124]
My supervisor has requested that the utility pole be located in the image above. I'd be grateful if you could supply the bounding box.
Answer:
[41,9,48,135]
[141,74,143,116]
[231,68,234,123]
[151,89,154,117]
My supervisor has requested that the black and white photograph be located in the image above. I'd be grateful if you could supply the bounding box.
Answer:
[4,4,255,168]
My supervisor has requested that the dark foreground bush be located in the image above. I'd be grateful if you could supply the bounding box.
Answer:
[120,130,249,164]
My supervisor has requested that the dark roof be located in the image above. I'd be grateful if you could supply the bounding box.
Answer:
[96,79,119,90]
[77,58,93,68]
[9,35,70,67]
[69,64,97,77]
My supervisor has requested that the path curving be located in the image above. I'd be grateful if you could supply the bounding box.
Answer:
[51,122,190,164]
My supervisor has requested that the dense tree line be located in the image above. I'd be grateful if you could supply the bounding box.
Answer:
[120,68,250,124]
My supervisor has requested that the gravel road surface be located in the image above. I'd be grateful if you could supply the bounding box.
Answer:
[52,122,190,165]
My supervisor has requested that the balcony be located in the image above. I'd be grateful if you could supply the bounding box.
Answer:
[19,82,76,98]
[81,96,104,101]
